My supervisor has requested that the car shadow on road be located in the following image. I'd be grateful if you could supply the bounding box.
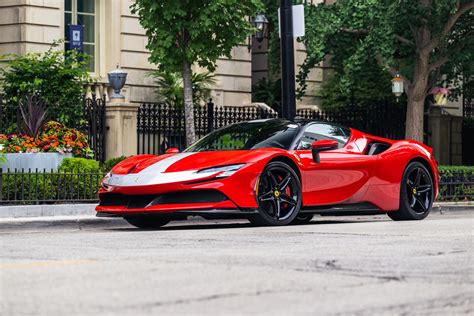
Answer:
[106,218,382,232]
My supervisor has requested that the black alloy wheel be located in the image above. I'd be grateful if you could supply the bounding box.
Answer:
[290,214,314,225]
[249,161,302,226]
[388,162,434,221]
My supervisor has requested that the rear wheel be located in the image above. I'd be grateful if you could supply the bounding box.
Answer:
[388,162,434,221]
[124,215,170,229]
[250,161,302,226]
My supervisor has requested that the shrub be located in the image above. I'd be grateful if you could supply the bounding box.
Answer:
[1,171,55,202]
[102,156,128,173]
[438,165,474,201]
[59,158,101,173]
[0,43,92,131]
[55,158,103,200]
[150,71,216,107]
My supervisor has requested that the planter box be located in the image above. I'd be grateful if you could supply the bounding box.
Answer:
[1,153,73,172]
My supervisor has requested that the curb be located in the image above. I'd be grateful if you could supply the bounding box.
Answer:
[0,203,96,218]
[0,215,127,231]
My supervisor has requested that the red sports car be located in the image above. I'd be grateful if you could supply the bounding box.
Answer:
[96,119,438,228]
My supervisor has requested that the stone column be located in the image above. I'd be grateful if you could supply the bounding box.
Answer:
[104,100,139,160]
[427,107,463,165]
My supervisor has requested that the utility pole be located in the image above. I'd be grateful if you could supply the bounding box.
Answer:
[280,0,296,119]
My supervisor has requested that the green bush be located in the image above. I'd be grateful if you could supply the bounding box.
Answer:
[0,42,92,132]
[102,156,128,173]
[59,158,101,173]
[1,171,55,202]
[438,165,474,201]
[56,158,102,200]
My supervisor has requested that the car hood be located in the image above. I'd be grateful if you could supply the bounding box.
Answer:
[111,149,281,175]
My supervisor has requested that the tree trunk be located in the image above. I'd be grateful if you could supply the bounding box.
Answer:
[405,95,425,143]
[182,61,196,146]
[405,53,430,143]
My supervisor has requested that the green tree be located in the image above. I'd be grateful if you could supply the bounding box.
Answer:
[319,62,398,110]
[131,0,263,146]
[299,0,474,142]
[0,43,92,130]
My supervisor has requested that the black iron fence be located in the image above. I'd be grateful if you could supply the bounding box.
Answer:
[137,100,278,154]
[84,95,106,162]
[137,100,406,155]
[0,169,105,205]
[1,168,471,205]
[438,171,474,201]
[0,96,21,134]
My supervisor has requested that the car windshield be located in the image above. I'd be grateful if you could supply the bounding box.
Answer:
[184,119,300,152]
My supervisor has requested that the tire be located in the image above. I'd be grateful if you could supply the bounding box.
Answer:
[124,215,171,229]
[250,161,302,226]
[290,214,314,225]
[388,161,434,221]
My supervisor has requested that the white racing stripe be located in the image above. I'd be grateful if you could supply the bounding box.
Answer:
[104,152,219,187]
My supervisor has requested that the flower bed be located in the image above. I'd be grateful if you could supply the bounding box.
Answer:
[0,121,93,158]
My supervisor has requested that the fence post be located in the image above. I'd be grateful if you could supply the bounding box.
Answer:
[207,98,214,133]
[104,99,140,160]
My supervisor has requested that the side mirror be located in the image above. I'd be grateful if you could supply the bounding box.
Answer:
[165,147,180,154]
[312,140,338,163]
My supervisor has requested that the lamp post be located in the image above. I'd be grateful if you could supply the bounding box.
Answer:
[108,64,127,101]
[280,0,296,119]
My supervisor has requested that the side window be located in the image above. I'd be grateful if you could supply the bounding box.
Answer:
[297,123,350,150]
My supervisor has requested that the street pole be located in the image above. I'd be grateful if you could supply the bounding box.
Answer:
[280,0,296,119]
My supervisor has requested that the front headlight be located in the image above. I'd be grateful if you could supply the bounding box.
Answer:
[101,172,112,189]
[196,164,245,178]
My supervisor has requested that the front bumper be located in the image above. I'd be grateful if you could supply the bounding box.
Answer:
[95,163,262,216]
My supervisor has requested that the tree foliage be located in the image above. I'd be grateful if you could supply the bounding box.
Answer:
[0,43,92,128]
[320,64,399,110]
[299,0,474,141]
[132,0,262,145]
[132,0,262,73]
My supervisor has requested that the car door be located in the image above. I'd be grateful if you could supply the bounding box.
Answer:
[294,123,376,206]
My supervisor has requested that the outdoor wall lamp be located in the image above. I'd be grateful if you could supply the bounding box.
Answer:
[108,64,128,100]
[391,74,404,99]
[253,14,269,43]
[248,14,269,52]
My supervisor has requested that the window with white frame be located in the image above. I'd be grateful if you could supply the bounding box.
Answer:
[65,0,97,72]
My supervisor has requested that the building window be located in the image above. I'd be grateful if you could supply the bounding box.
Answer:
[65,0,97,72]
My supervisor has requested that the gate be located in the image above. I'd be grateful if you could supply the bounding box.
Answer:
[83,95,106,163]
[462,82,474,165]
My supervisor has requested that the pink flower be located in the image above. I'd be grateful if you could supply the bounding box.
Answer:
[431,87,449,94]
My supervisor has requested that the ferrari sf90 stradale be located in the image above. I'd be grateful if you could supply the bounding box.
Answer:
[96,119,438,228]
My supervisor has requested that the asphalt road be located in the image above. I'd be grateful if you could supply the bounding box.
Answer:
[1,211,473,315]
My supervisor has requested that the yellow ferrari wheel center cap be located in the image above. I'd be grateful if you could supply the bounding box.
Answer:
[274,190,280,198]
[412,188,417,194]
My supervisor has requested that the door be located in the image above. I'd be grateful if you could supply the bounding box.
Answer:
[295,123,376,206]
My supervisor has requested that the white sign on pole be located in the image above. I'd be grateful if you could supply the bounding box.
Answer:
[278,4,305,38]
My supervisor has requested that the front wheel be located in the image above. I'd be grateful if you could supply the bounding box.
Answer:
[388,162,434,221]
[250,161,302,226]
[124,215,170,229]
[290,214,314,225]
